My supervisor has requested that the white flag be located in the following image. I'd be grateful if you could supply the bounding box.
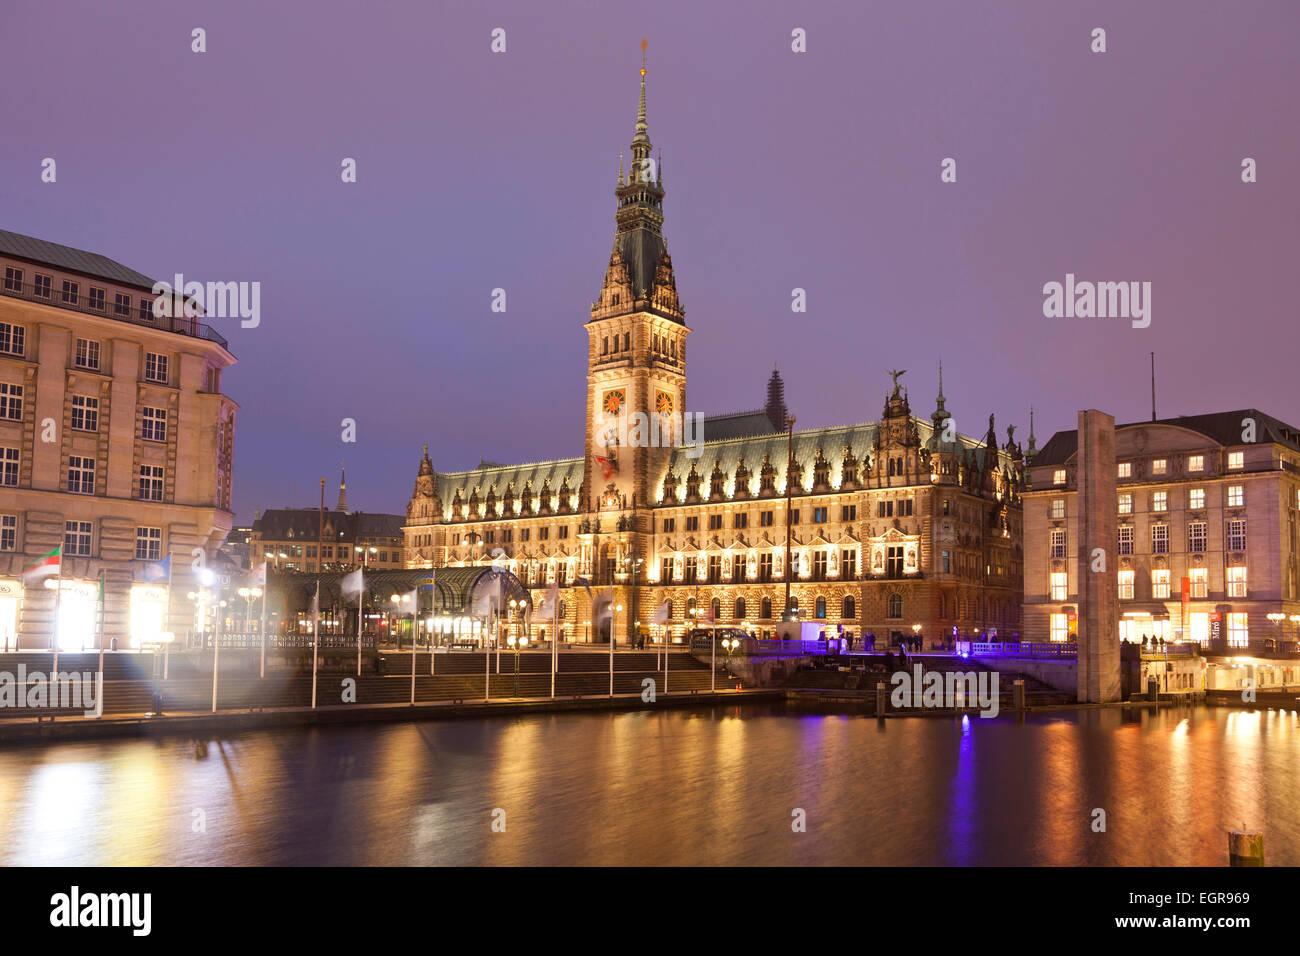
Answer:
[536,581,559,617]
[252,562,267,587]
[310,582,320,616]
[651,599,670,625]
[341,567,364,598]
[592,587,614,624]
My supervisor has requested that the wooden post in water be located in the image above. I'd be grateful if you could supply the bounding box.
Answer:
[1228,826,1264,866]
[875,681,887,719]
[1013,679,1025,711]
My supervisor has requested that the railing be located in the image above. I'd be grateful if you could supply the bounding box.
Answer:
[957,641,1078,659]
[690,635,829,657]
[191,633,377,650]
[0,277,231,351]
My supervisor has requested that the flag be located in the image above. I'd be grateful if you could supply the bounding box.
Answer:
[536,581,559,617]
[251,563,267,586]
[341,567,364,598]
[594,455,616,480]
[704,601,715,623]
[310,582,321,617]
[574,576,592,599]
[142,554,171,582]
[651,600,670,625]
[20,545,61,580]
[97,571,105,605]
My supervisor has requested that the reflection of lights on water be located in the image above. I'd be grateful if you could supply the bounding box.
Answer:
[28,762,100,860]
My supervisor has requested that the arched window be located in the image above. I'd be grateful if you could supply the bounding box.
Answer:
[887,593,903,618]
[842,595,856,619]
[761,596,772,619]
[815,596,826,619]
[711,597,721,620]
[786,595,799,616]
[686,597,696,621]
[735,597,746,619]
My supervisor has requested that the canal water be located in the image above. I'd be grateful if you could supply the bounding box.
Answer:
[0,704,1295,866]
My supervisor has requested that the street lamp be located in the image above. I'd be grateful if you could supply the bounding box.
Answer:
[912,622,922,653]
[1267,612,1285,653]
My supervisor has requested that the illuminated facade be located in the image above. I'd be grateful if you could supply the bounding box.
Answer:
[1024,410,1300,649]
[403,64,1025,646]
[0,230,237,649]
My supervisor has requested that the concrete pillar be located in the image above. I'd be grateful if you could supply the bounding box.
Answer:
[1076,409,1121,703]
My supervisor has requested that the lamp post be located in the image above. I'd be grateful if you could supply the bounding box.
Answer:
[912,621,922,653]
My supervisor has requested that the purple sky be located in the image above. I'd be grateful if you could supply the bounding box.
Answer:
[3,0,1297,523]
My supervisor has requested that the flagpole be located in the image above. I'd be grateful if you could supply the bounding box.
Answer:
[356,575,363,678]
[211,591,221,713]
[410,588,417,706]
[551,589,558,699]
[95,572,104,714]
[258,563,267,679]
[484,613,490,702]
[312,582,320,709]
[51,547,63,680]
[429,571,437,677]
[609,600,615,697]
[165,556,173,679]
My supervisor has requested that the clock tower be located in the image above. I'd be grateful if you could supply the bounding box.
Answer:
[584,48,687,518]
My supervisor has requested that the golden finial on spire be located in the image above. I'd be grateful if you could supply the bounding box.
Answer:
[640,37,647,77]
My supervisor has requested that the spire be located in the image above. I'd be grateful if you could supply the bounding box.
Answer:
[1026,407,1038,459]
[617,153,624,187]
[593,39,679,320]
[932,361,948,422]
[336,461,349,513]
[765,365,789,431]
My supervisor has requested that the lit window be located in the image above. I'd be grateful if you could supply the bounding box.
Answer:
[1228,451,1244,470]
[1151,459,1167,475]
[1227,566,1247,598]
[1118,525,1134,555]
[1050,571,1067,600]
[1189,488,1204,509]
[1190,568,1207,598]
[1227,611,1248,646]
[1117,462,1131,478]
[1227,519,1246,551]
[1188,455,1204,472]
[1227,485,1243,507]
[1051,499,1065,519]
[1151,524,1169,554]
[1050,613,1068,643]
[1050,529,1066,559]
[1118,493,1132,515]
[1152,491,1167,512]
[1152,570,1170,599]
[1118,570,1135,600]
[1188,521,1207,553]
[1053,469,1066,486]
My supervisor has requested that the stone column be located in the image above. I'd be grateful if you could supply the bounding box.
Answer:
[1076,409,1120,702]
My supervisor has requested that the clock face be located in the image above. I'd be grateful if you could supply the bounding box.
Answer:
[602,389,625,416]
[655,390,674,416]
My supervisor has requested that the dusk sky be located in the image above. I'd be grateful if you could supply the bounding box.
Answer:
[3,0,1296,523]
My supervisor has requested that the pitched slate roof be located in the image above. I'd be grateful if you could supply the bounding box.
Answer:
[0,228,156,290]
[437,457,585,520]
[252,509,404,540]
[1030,409,1300,466]
[700,409,780,441]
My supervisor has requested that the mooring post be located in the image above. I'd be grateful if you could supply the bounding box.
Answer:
[1013,679,1025,711]
[1228,826,1264,867]
[875,681,886,719]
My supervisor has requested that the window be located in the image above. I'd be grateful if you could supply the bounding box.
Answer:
[1050,529,1067,559]
[135,527,162,561]
[1227,566,1247,598]
[1190,568,1208,598]
[144,352,169,384]
[733,512,748,529]
[684,516,699,532]
[887,593,903,618]
[0,322,24,357]
[0,514,15,551]
[1151,524,1169,554]
[734,597,746,620]
[683,557,697,582]
[1188,521,1207,553]
[65,520,92,556]
[886,546,904,578]
[761,596,772,619]
[0,383,21,421]
[1118,569,1135,600]
[842,595,856,618]
[812,550,828,580]
[33,274,51,298]
[790,509,800,525]
[1117,462,1131,478]
[68,455,95,494]
[143,406,167,442]
[759,510,774,527]
[139,298,153,321]
[538,527,549,541]
[1228,451,1244,470]
[557,526,568,539]
[2,267,22,291]
[1050,499,1065,519]
[1053,469,1066,486]
[941,550,951,573]
[138,465,164,501]
[812,507,827,523]
[878,501,893,517]
[1227,518,1246,551]
[1151,459,1167,475]
[1050,613,1068,643]
[61,280,79,305]
[75,338,101,370]
[88,287,106,311]
[708,514,723,531]
[1152,491,1167,512]
[1227,611,1248,647]
[1188,455,1204,472]
[661,518,675,533]
[1050,571,1067,601]
[840,504,856,521]
[707,554,722,583]
[841,549,856,578]
[1118,525,1134,555]
[758,553,773,582]
[0,447,16,486]
[1118,493,1133,515]
[71,395,98,432]
[1152,570,1170,600]
[1188,488,1204,509]
[814,596,826,619]
[114,292,132,316]
[1227,485,1243,507]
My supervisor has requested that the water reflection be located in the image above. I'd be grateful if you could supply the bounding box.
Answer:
[0,705,1295,866]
